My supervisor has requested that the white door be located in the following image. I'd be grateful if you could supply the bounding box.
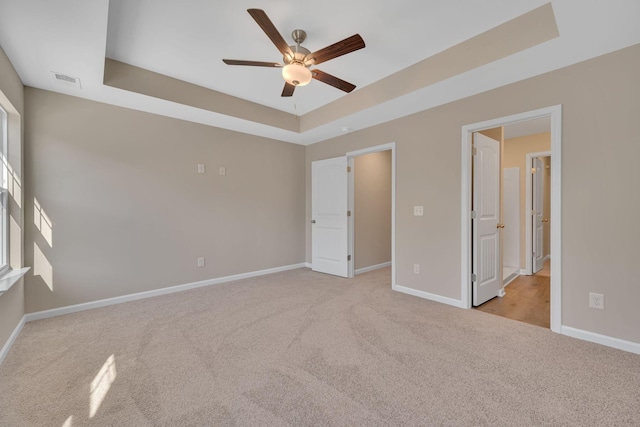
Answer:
[473,133,502,306]
[312,156,349,277]
[532,157,544,273]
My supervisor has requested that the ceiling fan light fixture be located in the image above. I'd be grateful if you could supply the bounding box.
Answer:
[282,63,312,86]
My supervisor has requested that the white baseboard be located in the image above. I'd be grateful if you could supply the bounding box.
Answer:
[24,263,306,323]
[304,262,312,269]
[544,254,551,262]
[561,326,640,355]
[503,273,520,287]
[5,263,640,367]
[355,261,391,275]
[393,284,466,309]
[0,315,25,365]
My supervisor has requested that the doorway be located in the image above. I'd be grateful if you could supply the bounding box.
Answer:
[478,147,551,328]
[311,143,396,286]
[461,105,562,332]
[349,150,393,276]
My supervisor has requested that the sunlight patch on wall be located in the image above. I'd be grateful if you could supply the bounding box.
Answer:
[34,198,52,247]
[33,242,53,291]
[2,152,21,208]
[90,354,117,418]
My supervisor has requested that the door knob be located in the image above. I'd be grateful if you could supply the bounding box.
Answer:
[542,218,549,223]
[311,220,316,224]
[496,223,505,229]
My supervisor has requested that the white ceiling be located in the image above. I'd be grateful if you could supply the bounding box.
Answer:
[504,117,550,140]
[0,0,639,145]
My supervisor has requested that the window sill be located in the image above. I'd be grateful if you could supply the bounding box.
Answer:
[0,267,30,296]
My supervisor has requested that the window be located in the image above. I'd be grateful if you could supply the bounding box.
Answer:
[0,105,8,276]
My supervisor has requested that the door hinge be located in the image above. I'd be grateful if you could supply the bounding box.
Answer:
[471,211,477,219]
[347,166,351,172]
[472,147,477,156]
[347,210,351,217]
[347,255,351,261]
[471,273,477,282]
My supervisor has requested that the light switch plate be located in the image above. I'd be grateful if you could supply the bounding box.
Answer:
[197,164,205,174]
[219,167,226,176]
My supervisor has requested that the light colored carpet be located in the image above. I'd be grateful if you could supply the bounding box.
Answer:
[1,267,639,426]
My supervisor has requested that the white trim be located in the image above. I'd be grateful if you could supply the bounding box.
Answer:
[355,261,391,275]
[461,105,562,333]
[24,263,306,323]
[543,254,551,262]
[519,269,528,276]
[549,106,562,333]
[561,326,640,355]
[346,142,395,158]
[0,267,29,294]
[347,157,355,278]
[0,315,25,365]
[525,150,551,276]
[346,142,396,288]
[393,284,466,309]
[503,272,520,287]
[304,262,312,269]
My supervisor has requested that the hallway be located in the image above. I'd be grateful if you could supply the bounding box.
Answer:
[475,260,550,328]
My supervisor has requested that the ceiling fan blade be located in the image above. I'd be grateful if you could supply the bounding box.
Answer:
[305,34,365,66]
[311,69,356,93]
[222,59,282,67]
[247,9,294,60]
[281,83,295,97]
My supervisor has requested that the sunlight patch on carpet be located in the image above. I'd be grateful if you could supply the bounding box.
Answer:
[89,355,117,418]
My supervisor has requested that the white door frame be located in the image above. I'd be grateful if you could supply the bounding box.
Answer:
[525,151,551,275]
[461,105,562,333]
[346,142,396,287]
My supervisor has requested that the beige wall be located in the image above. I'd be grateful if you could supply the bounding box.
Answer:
[503,132,551,268]
[2,41,639,355]
[23,88,305,313]
[354,151,392,270]
[478,128,503,141]
[0,46,25,352]
[306,44,640,344]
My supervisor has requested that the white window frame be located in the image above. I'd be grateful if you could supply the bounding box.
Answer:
[0,105,8,277]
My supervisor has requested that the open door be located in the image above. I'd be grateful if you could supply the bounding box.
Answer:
[312,156,349,277]
[532,157,545,273]
[473,133,502,306]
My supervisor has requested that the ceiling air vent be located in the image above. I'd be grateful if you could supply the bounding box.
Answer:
[50,71,81,89]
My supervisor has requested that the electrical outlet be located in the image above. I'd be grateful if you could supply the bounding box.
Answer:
[413,264,420,274]
[414,206,424,216]
[589,292,604,310]
[219,166,226,176]
[197,257,205,268]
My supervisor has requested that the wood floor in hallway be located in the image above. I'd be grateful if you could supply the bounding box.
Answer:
[475,260,550,328]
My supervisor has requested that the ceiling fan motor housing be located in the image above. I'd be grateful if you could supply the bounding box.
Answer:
[284,29,311,66]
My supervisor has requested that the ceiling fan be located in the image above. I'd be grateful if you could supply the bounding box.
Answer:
[222,8,365,97]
